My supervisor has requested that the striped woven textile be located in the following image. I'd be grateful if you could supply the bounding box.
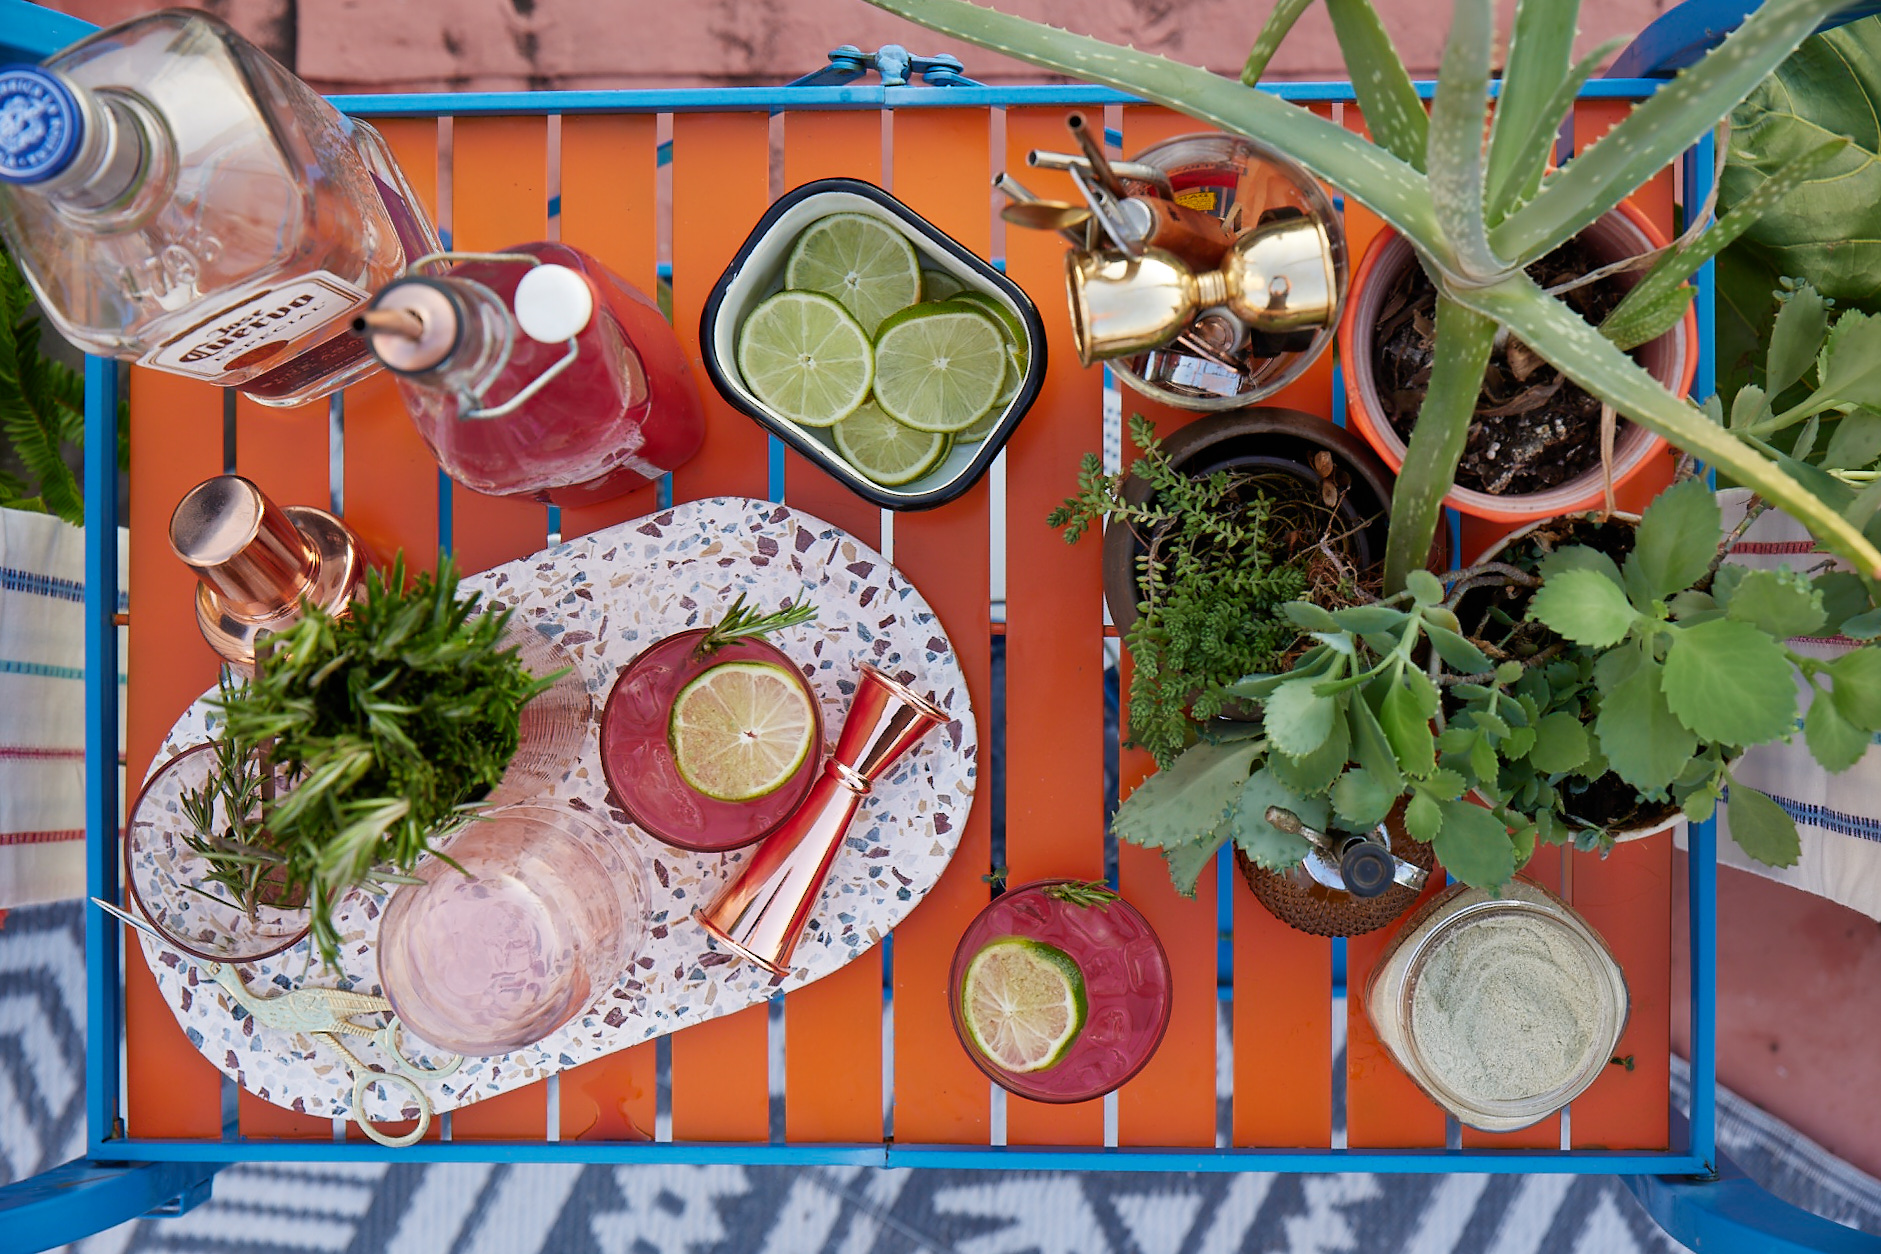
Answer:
[1689,490,1881,920]
[0,507,126,908]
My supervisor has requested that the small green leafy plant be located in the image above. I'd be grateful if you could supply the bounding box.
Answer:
[863,0,1881,587]
[1114,479,1881,895]
[1708,280,1881,503]
[210,554,562,964]
[1048,415,1362,767]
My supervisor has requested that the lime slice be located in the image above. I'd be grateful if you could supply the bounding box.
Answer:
[950,290,1026,347]
[668,660,817,802]
[961,938,1087,1073]
[945,292,1026,443]
[785,212,923,335]
[871,302,1009,433]
[923,268,968,301]
[833,402,947,487]
[736,290,873,428]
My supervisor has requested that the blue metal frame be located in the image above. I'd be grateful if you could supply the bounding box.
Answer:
[65,69,1722,1179]
[3,0,1876,1247]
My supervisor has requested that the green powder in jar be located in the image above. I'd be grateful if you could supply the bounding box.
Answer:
[1409,912,1602,1105]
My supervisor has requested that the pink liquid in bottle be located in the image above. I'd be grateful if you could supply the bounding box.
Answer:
[598,629,822,853]
[360,242,704,506]
[949,879,1174,1103]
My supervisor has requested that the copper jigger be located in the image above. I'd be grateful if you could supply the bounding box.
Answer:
[169,474,372,674]
[694,664,948,976]
[1065,210,1340,366]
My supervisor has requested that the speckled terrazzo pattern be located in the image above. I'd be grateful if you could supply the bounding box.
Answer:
[135,496,977,1123]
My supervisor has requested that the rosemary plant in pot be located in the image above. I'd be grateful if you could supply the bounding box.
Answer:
[862,0,1881,591]
[173,555,574,965]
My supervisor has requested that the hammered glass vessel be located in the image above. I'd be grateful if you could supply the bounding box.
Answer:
[376,804,650,1057]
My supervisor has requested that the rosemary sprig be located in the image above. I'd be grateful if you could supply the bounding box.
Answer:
[212,553,560,965]
[1044,880,1121,910]
[696,590,818,657]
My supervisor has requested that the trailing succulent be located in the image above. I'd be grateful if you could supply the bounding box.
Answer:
[862,0,1881,590]
[206,555,561,964]
[1114,478,1881,895]
[1048,415,1345,767]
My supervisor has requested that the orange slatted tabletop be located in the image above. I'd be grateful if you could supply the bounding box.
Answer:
[96,85,1699,1180]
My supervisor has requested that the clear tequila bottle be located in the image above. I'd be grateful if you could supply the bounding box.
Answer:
[0,9,439,406]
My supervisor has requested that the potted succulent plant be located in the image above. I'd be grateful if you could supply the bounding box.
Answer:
[1340,203,1696,523]
[1048,411,1392,768]
[178,555,579,964]
[1114,478,1881,898]
[862,0,1881,593]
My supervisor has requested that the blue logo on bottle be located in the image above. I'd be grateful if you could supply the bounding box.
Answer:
[0,67,83,185]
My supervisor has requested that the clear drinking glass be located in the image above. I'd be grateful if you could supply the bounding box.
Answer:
[1364,877,1630,1132]
[376,804,651,1057]
[948,880,1173,1103]
[482,623,594,808]
[0,10,438,405]
[124,742,311,964]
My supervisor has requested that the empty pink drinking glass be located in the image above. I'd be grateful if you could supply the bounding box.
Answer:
[949,879,1174,1103]
[376,803,649,1056]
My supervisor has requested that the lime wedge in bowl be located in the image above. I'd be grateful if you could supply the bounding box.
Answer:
[736,290,874,428]
[961,937,1087,1073]
[785,211,923,335]
[668,660,818,802]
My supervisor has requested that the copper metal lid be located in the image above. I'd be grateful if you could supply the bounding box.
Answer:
[168,475,370,673]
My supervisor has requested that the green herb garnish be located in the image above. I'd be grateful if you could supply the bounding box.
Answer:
[213,553,560,965]
[1043,880,1121,910]
[696,590,818,657]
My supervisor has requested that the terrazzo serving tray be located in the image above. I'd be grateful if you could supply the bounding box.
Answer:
[133,496,978,1124]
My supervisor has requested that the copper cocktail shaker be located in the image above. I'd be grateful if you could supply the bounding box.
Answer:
[694,663,948,976]
[169,474,372,673]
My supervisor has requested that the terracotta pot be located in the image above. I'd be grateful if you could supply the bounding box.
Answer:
[1339,201,1698,523]
[1099,408,1398,643]
[1461,509,1680,843]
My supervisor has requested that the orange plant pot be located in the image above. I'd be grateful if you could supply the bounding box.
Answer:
[1337,199,1698,524]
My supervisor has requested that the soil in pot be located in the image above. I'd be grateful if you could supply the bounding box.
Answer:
[1451,513,1680,837]
[1375,237,1636,496]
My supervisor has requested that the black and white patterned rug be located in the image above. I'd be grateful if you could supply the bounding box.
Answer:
[6,901,1879,1254]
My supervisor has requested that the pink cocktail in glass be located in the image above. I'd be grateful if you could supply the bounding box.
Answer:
[949,879,1174,1103]
[598,629,822,853]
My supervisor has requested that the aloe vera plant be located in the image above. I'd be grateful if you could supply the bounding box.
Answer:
[863,0,1881,589]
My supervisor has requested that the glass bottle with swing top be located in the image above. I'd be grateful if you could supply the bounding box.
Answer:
[357,243,705,506]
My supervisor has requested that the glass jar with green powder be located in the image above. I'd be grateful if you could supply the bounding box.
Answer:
[1365,877,1629,1132]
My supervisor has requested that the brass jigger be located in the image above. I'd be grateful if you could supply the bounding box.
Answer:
[694,664,948,976]
[169,475,372,674]
[1064,210,1340,367]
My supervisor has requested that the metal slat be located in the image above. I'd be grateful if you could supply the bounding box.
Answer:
[664,110,776,1144]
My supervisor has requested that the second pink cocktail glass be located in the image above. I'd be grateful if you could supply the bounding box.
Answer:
[949,879,1174,1103]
